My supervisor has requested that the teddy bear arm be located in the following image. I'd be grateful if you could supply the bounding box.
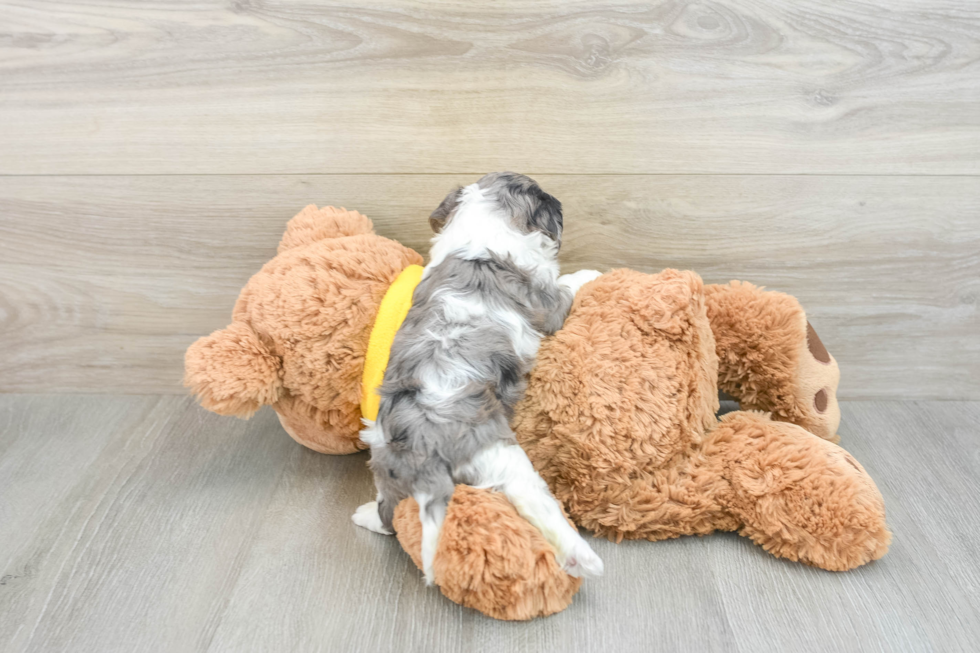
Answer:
[703,281,841,441]
[184,321,283,417]
[392,486,581,620]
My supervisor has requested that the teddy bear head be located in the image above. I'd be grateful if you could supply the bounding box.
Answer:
[184,206,424,453]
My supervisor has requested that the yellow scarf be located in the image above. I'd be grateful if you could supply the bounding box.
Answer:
[360,264,424,421]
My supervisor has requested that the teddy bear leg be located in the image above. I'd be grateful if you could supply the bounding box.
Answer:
[702,411,890,571]
[703,281,841,442]
[276,205,375,253]
[392,486,582,620]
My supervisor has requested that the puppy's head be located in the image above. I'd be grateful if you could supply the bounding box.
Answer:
[428,172,564,248]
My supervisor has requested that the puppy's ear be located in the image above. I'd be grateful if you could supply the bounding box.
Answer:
[483,172,564,248]
[528,191,563,248]
[429,187,463,233]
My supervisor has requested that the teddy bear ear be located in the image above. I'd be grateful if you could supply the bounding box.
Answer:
[184,322,283,418]
[277,205,374,253]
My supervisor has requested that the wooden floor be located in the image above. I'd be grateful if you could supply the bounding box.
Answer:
[1,395,977,652]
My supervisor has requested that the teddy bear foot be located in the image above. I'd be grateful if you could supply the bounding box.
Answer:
[704,281,842,441]
[393,485,582,620]
[707,412,890,571]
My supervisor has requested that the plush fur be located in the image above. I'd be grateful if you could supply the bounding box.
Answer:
[513,269,886,555]
[704,280,842,442]
[514,268,721,542]
[392,486,582,621]
[185,206,890,621]
[184,206,423,453]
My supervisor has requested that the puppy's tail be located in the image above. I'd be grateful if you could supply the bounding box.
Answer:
[184,321,283,418]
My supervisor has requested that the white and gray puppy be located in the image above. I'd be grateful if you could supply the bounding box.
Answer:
[352,172,603,582]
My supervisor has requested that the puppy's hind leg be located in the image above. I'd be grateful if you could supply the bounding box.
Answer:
[466,441,604,578]
[352,495,394,535]
[415,475,454,585]
[353,422,396,535]
[353,477,397,536]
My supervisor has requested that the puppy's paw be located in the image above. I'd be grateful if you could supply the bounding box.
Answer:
[561,538,604,578]
[559,269,603,296]
[352,501,393,535]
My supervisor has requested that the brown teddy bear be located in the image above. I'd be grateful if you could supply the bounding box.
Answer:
[185,206,890,620]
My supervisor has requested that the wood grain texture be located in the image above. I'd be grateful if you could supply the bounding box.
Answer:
[1,395,978,652]
[1,0,978,175]
[0,395,298,652]
[1,174,977,398]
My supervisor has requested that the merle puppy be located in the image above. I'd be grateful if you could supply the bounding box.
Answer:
[352,172,603,583]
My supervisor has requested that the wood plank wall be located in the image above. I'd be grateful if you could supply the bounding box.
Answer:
[1,1,978,398]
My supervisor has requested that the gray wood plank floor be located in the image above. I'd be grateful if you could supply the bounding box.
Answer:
[1,396,977,652]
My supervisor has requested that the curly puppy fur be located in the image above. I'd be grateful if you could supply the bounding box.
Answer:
[359,173,602,582]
